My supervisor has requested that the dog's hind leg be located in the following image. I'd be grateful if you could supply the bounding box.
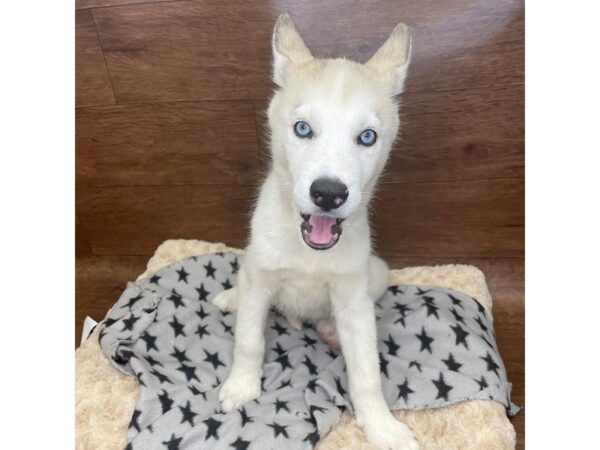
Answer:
[212,287,239,312]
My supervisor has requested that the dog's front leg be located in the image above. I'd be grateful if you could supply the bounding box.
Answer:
[330,274,419,450]
[219,267,273,412]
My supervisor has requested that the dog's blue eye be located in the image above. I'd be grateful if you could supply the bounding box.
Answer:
[294,121,313,138]
[358,129,377,146]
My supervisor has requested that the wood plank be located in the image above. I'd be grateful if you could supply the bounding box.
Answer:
[77,185,255,255]
[76,9,115,107]
[76,214,93,256]
[92,0,523,102]
[76,101,261,187]
[372,178,524,257]
[78,178,523,257]
[76,0,179,9]
[75,255,148,346]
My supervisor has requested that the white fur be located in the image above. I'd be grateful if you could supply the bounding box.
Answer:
[214,14,418,450]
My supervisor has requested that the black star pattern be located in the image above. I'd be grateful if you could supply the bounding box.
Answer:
[388,286,404,295]
[272,342,287,356]
[103,316,119,328]
[122,314,140,331]
[239,406,254,427]
[149,274,161,284]
[474,315,489,333]
[302,355,318,375]
[123,293,144,309]
[383,334,400,356]
[136,371,146,387]
[177,363,200,382]
[480,351,500,376]
[416,326,434,353]
[303,430,320,446]
[416,287,432,296]
[221,278,233,290]
[144,354,163,367]
[151,368,173,384]
[301,333,318,349]
[125,444,132,450]
[447,307,464,326]
[274,398,290,413]
[422,296,440,319]
[409,360,422,372]
[271,321,289,336]
[230,258,239,274]
[204,261,217,279]
[397,378,414,402]
[196,305,209,320]
[475,376,489,390]
[474,298,487,316]
[195,323,210,339]
[196,283,210,302]
[162,433,182,450]
[203,350,225,370]
[442,353,463,372]
[179,400,197,426]
[167,290,185,309]
[447,293,464,309]
[379,352,389,379]
[129,408,141,432]
[334,376,347,396]
[450,323,470,349]
[169,316,187,338]
[230,437,250,450]
[480,333,495,349]
[307,378,318,393]
[309,404,327,418]
[170,346,190,363]
[432,372,453,401]
[176,267,189,283]
[393,302,412,327]
[221,320,233,335]
[188,384,201,396]
[158,389,173,413]
[326,347,338,359]
[203,417,223,440]
[267,422,289,439]
[278,378,292,389]
[274,352,292,370]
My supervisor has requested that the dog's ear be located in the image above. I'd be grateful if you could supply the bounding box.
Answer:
[366,23,412,95]
[272,14,313,87]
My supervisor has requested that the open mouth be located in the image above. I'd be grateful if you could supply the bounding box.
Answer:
[300,214,345,250]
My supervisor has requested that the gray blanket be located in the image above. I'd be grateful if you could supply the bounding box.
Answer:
[99,252,519,450]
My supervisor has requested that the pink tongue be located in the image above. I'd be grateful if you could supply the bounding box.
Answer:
[308,215,336,244]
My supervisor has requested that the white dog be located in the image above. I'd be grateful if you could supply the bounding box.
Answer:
[213,14,418,450]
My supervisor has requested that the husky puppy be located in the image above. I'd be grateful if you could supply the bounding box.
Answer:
[213,14,418,449]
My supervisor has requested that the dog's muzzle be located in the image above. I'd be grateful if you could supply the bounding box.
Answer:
[300,214,345,250]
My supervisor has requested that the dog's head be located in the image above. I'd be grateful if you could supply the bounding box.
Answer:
[267,14,412,251]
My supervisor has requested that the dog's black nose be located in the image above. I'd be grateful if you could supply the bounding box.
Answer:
[310,178,348,211]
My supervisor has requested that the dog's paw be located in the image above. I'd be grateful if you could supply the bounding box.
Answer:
[218,372,260,412]
[360,412,419,450]
[212,287,238,312]
[317,318,340,349]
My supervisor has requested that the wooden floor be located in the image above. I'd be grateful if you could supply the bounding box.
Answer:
[75,0,524,447]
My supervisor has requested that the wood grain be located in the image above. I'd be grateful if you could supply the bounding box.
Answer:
[76,101,262,187]
[77,185,255,255]
[92,0,523,102]
[76,10,115,107]
[76,0,179,9]
[76,214,93,256]
[372,178,524,257]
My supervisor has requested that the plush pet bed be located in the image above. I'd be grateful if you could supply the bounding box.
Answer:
[76,239,518,450]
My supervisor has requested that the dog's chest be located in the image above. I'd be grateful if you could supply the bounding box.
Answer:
[271,269,331,320]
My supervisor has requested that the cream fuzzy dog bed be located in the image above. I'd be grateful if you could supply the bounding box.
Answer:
[75,239,517,450]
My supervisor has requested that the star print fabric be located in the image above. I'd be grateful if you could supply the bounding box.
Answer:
[99,252,519,450]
